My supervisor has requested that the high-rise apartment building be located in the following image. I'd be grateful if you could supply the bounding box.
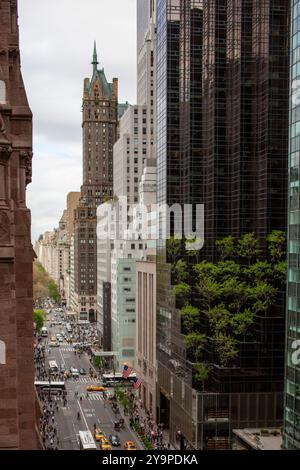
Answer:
[73,44,119,321]
[97,2,156,352]
[0,0,39,449]
[156,0,290,449]
[284,0,300,450]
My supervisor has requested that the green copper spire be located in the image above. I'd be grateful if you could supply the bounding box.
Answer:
[92,40,99,72]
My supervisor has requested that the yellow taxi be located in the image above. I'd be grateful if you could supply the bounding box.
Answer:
[100,438,112,451]
[86,385,107,392]
[50,335,56,342]
[94,428,105,442]
[124,441,137,451]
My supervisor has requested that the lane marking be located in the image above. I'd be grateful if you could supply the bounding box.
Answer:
[77,399,89,430]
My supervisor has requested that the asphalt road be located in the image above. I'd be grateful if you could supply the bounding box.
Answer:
[40,310,142,451]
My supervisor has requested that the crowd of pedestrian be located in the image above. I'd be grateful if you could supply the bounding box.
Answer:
[38,394,63,450]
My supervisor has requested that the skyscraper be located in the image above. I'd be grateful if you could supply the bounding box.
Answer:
[284,0,300,450]
[156,0,290,449]
[73,44,119,321]
[0,0,38,449]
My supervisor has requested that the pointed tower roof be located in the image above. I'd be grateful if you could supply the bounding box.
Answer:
[92,40,99,72]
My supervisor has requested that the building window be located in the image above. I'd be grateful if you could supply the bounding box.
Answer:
[0,81,6,104]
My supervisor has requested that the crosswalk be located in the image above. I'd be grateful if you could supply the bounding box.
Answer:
[60,347,74,352]
[85,394,105,401]
[70,377,99,383]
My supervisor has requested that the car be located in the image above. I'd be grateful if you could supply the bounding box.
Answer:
[79,368,87,375]
[86,385,107,392]
[124,441,137,451]
[94,428,105,442]
[58,337,64,342]
[70,368,79,378]
[50,336,56,342]
[109,435,121,447]
[100,438,112,451]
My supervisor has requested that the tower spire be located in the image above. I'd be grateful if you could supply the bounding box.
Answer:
[92,40,99,72]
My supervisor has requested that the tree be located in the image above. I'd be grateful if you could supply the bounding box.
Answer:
[170,232,286,381]
[237,232,261,263]
[194,362,210,383]
[33,309,47,332]
[213,332,239,366]
[173,259,189,283]
[249,282,277,314]
[216,236,236,260]
[48,280,60,303]
[184,332,206,361]
[267,230,286,262]
[93,356,103,372]
[180,305,201,331]
[173,283,191,303]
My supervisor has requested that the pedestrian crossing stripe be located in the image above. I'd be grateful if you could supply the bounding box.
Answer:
[60,348,74,352]
[70,377,99,383]
[86,394,104,401]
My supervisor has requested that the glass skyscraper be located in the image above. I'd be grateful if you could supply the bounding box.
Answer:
[284,0,300,450]
[156,0,290,449]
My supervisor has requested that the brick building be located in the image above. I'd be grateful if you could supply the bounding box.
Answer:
[0,0,38,449]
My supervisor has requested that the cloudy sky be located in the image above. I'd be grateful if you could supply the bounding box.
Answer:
[18,0,137,242]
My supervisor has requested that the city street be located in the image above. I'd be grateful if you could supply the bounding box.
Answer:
[35,305,142,450]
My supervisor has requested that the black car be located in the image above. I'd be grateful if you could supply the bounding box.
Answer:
[79,368,86,375]
[109,435,121,447]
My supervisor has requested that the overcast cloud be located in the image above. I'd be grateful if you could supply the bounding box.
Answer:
[18,0,137,242]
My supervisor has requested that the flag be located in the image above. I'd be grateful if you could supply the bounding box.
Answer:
[133,376,142,390]
[122,364,133,379]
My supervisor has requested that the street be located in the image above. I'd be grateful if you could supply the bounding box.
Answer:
[35,303,142,450]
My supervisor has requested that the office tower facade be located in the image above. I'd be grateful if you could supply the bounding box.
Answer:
[156,0,290,449]
[66,192,80,242]
[0,0,38,449]
[284,0,300,450]
[73,44,119,321]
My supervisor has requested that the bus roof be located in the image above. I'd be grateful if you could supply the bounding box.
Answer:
[102,372,137,378]
[78,430,97,450]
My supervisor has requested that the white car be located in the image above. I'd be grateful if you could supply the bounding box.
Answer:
[70,368,79,378]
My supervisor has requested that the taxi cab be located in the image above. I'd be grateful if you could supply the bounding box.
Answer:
[94,428,105,442]
[124,441,137,451]
[100,438,112,451]
[86,385,107,392]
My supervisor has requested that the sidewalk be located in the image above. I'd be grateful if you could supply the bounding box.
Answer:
[115,390,175,450]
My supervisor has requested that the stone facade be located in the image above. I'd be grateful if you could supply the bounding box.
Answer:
[0,0,38,449]
[73,44,119,321]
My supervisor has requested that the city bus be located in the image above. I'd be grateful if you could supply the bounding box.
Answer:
[78,430,97,451]
[102,372,137,386]
[41,327,48,337]
[35,380,66,392]
[48,360,59,374]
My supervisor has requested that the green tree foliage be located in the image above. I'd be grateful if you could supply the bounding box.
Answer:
[237,233,261,263]
[173,259,189,283]
[184,332,206,361]
[266,230,286,262]
[181,305,201,331]
[216,236,236,260]
[172,231,286,379]
[172,283,191,303]
[194,362,210,383]
[48,280,60,303]
[33,309,47,332]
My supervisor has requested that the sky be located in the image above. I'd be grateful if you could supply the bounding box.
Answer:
[18,0,137,242]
